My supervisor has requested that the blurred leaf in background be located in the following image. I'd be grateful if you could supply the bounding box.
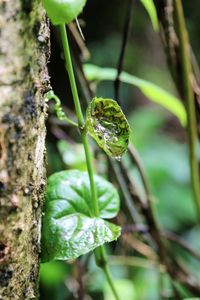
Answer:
[104,279,136,300]
[127,107,196,231]
[139,0,159,31]
[57,140,87,170]
[40,261,69,287]
[40,261,71,300]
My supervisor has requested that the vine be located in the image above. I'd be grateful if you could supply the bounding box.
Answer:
[41,1,130,299]
[40,0,200,298]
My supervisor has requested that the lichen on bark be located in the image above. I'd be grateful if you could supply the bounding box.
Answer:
[0,0,49,299]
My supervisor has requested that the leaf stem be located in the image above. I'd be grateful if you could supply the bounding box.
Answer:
[95,246,120,300]
[59,24,85,128]
[102,265,120,300]
[59,23,120,300]
[82,132,99,216]
[174,0,200,218]
[59,24,98,217]
[44,90,78,127]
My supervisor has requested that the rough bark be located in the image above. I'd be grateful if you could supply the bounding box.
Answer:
[0,0,49,299]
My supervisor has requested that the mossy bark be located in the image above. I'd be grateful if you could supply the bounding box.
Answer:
[0,0,49,299]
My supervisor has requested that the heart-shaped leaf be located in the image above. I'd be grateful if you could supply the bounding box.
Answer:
[41,170,121,262]
[45,170,120,219]
[42,0,87,25]
[42,214,120,262]
[86,97,130,159]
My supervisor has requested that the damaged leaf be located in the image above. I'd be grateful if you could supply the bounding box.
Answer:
[86,97,130,159]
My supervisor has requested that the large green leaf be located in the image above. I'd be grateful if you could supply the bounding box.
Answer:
[45,170,120,218]
[83,64,187,127]
[41,170,121,262]
[42,214,120,262]
[42,0,87,25]
[140,0,159,31]
[86,97,130,159]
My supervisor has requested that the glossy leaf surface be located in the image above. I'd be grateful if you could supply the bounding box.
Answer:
[86,97,130,159]
[41,170,121,262]
[45,170,120,218]
[42,0,87,25]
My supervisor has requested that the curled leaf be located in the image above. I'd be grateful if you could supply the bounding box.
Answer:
[86,97,130,159]
[42,0,87,25]
[84,64,187,127]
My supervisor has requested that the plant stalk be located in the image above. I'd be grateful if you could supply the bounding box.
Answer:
[44,90,78,127]
[174,0,200,218]
[95,246,120,300]
[59,23,120,300]
[59,24,98,217]
[103,266,120,300]
[59,24,84,128]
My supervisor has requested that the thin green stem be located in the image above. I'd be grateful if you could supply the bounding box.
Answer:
[59,24,84,128]
[174,0,200,219]
[44,91,78,127]
[103,265,120,300]
[95,246,120,300]
[82,132,99,216]
[59,23,120,300]
[59,24,98,216]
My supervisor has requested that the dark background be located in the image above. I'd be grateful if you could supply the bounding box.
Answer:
[40,1,200,299]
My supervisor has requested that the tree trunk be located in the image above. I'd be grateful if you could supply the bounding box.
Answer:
[0,1,49,299]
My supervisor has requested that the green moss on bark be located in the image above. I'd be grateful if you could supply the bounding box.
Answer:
[0,0,49,299]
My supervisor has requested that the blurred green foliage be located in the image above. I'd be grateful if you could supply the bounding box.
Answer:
[128,107,196,231]
[104,279,136,300]
[41,0,200,299]
[58,140,87,170]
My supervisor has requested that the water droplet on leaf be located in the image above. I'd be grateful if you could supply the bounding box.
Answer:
[86,97,130,158]
[114,156,121,162]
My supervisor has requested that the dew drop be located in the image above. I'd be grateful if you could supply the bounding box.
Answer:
[114,156,121,162]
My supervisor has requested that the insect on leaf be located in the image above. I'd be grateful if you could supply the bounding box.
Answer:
[42,0,87,25]
[86,97,130,160]
[41,170,121,262]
